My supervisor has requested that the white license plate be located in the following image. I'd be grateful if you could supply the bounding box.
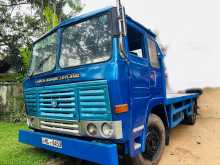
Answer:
[42,137,62,149]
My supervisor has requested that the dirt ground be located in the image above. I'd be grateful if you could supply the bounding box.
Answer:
[160,87,220,165]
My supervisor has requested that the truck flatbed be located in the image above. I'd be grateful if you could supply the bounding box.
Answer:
[166,93,199,104]
[165,93,199,128]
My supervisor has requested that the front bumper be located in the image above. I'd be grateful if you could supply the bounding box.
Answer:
[19,130,119,165]
[27,116,123,139]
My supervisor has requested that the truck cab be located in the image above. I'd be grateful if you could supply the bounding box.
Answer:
[20,4,199,165]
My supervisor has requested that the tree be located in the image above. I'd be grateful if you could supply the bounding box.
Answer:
[0,0,83,74]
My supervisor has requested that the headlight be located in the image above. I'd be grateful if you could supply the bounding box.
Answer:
[87,123,97,136]
[101,123,114,138]
[81,121,123,139]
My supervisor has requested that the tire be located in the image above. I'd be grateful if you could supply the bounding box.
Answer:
[165,128,170,145]
[184,102,197,125]
[185,88,203,95]
[130,114,166,165]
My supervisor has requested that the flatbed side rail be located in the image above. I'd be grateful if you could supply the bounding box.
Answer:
[165,93,199,128]
[19,130,119,165]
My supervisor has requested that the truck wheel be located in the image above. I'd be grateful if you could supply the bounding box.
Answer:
[185,88,203,95]
[165,128,170,145]
[184,102,197,125]
[130,114,166,165]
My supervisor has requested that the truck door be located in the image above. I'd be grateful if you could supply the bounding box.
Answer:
[146,35,164,98]
[126,22,151,137]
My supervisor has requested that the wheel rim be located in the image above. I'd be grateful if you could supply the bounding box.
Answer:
[142,126,161,161]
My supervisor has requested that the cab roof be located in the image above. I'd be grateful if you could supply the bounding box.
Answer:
[34,6,156,44]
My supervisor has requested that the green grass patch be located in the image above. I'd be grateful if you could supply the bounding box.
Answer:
[0,122,54,165]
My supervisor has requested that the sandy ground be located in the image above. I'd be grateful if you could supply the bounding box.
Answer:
[160,87,220,165]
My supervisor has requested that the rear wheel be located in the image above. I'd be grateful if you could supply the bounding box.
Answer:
[130,114,166,165]
[184,102,197,125]
[185,88,203,95]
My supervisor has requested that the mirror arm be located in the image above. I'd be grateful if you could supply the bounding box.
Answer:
[121,7,127,36]
[116,0,128,61]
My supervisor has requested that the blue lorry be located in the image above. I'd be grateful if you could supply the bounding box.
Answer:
[19,1,200,165]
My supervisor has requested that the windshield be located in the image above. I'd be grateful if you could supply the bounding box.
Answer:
[29,32,57,75]
[59,13,112,68]
[28,12,112,76]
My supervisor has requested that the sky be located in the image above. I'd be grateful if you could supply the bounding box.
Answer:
[81,0,220,90]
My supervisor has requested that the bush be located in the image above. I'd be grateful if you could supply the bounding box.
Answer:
[0,95,26,123]
[8,95,26,122]
[0,73,24,82]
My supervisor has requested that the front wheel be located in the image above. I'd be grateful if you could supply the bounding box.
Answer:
[130,114,166,165]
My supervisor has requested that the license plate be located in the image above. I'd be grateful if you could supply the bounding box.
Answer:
[42,137,62,149]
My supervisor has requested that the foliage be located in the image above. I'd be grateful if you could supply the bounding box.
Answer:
[7,95,26,122]
[0,73,23,82]
[32,0,83,23]
[19,47,31,74]
[43,6,59,31]
[0,5,33,72]
[0,0,83,74]
[0,83,25,121]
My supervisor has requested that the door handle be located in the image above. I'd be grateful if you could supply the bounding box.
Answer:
[150,71,157,87]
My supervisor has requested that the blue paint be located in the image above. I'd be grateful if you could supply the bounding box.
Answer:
[165,93,199,104]
[21,6,201,164]
[19,130,118,165]
[24,80,112,121]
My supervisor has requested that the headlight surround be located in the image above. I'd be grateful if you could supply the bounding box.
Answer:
[86,123,98,136]
[82,121,123,139]
[101,123,114,138]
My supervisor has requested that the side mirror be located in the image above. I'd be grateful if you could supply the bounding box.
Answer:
[116,0,127,58]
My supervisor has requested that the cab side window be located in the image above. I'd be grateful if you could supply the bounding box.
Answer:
[127,24,145,58]
[147,38,160,68]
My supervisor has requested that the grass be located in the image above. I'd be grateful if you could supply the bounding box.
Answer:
[0,122,54,165]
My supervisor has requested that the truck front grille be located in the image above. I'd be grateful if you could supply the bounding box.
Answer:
[40,120,80,135]
[24,91,37,115]
[79,86,111,120]
[39,89,76,118]
[24,80,112,121]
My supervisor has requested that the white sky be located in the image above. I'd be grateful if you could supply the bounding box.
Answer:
[81,0,220,90]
